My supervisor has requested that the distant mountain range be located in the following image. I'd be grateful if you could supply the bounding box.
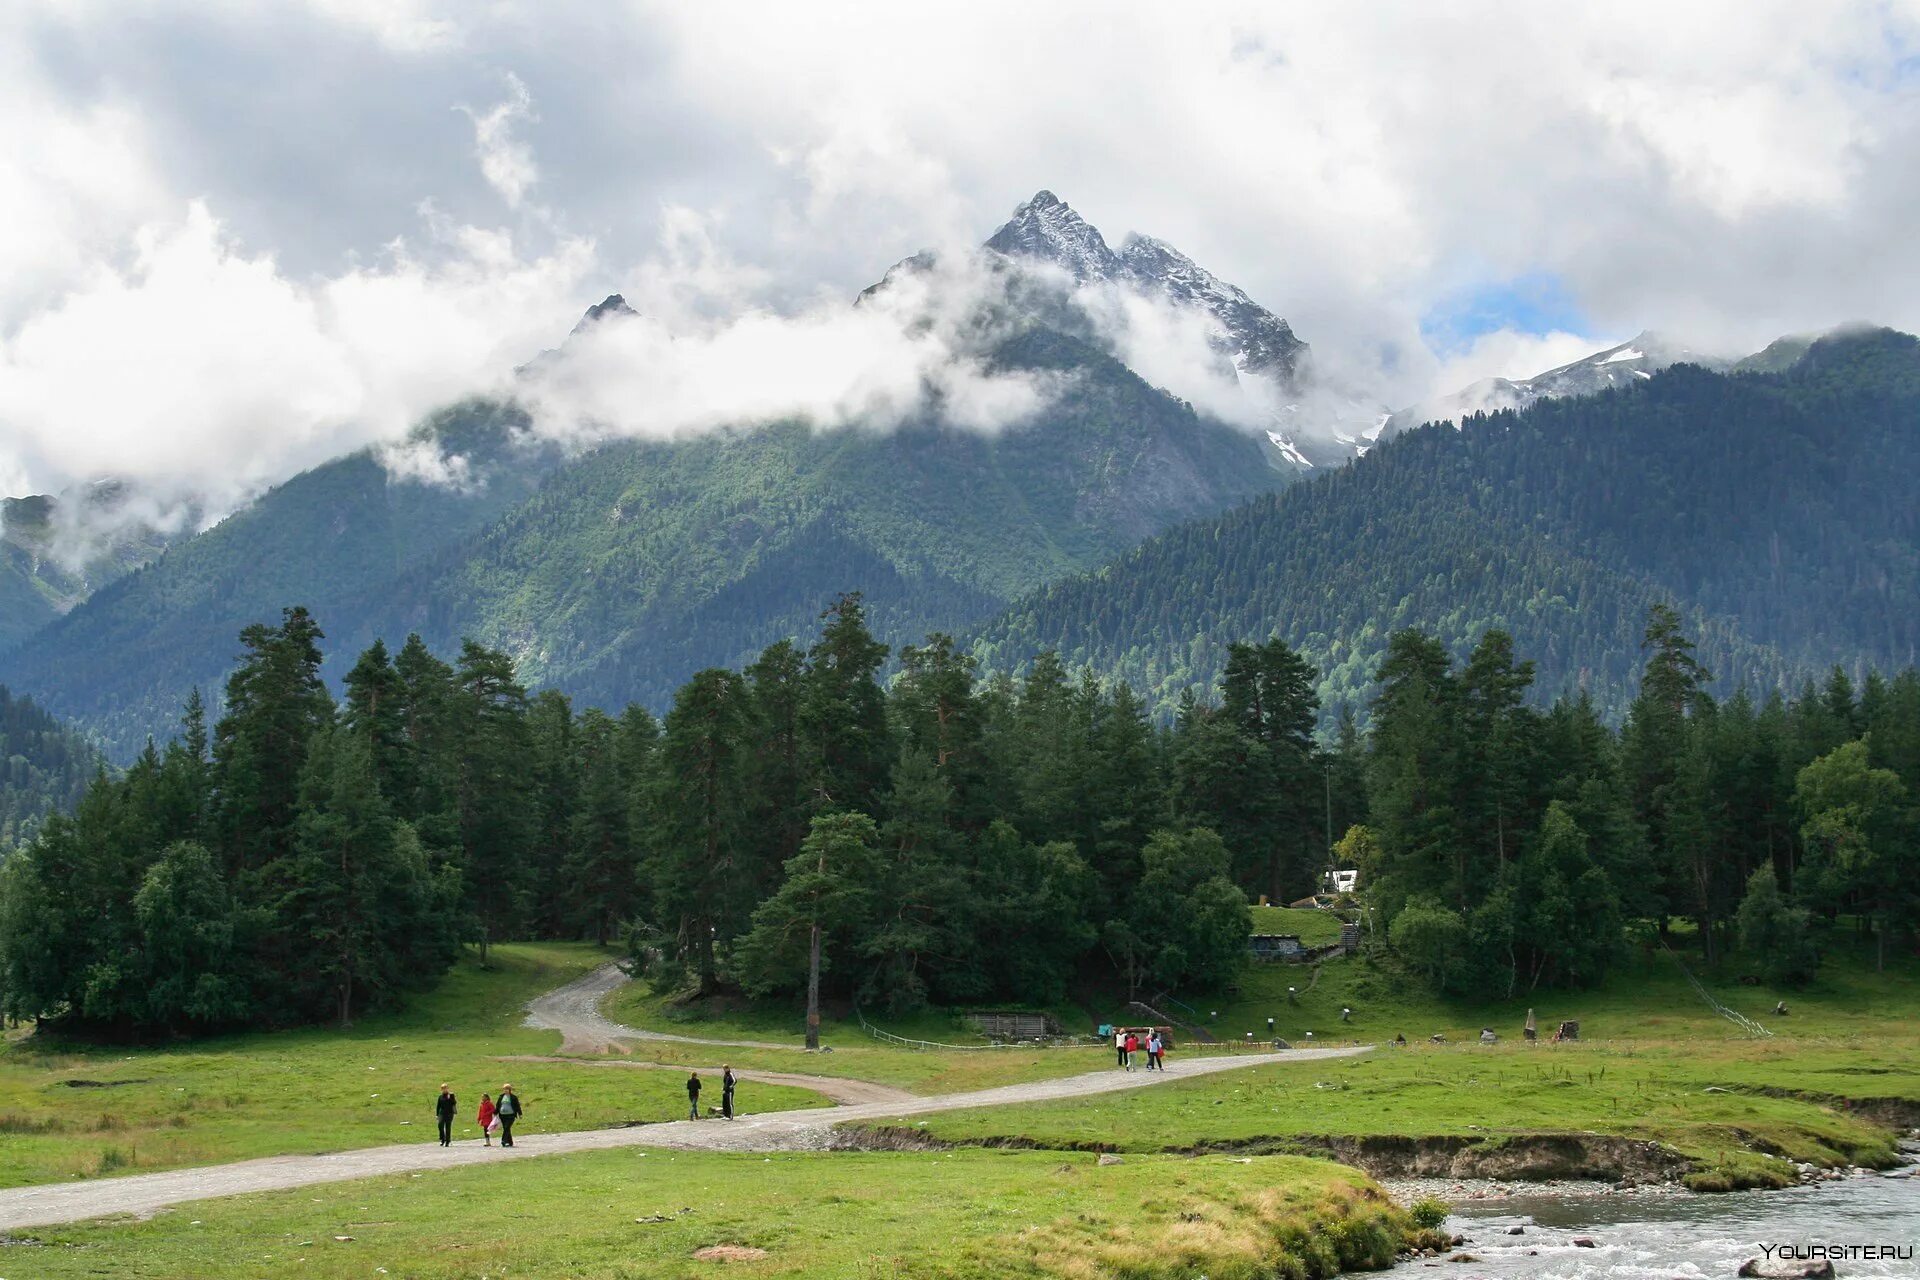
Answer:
[970,326,1920,718]
[2,191,1912,762]
[0,195,1308,759]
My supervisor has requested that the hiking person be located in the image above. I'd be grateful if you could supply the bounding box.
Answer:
[495,1084,522,1147]
[434,1084,458,1147]
[687,1071,702,1119]
[721,1066,736,1120]
[477,1092,497,1147]
[1148,1031,1165,1071]
[1114,1028,1128,1069]
[1123,1030,1139,1071]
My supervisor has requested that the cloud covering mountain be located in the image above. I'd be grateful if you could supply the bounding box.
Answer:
[8,1,1920,511]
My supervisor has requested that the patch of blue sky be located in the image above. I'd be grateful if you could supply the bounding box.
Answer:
[1420,272,1588,354]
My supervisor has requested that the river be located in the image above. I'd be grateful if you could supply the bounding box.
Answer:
[1385,1172,1918,1278]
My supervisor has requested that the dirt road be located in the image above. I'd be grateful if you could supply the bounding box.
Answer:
[521,963,798,1054]
[0,968,1370,1231]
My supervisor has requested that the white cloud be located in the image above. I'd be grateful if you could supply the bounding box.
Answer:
[1429,330,1620,396]
[0,202,594,514]
[304,0,459,51]
[7,0,1920,504]
[517,251,1061,448]
[462,73,539,209]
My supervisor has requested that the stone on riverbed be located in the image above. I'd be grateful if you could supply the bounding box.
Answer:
[1737,1259,1834,1279]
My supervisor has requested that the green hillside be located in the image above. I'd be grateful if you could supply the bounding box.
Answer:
[0,683,99,850]
[0,490,189,654]
[0,403,563,759]
[971,328,1920,718]
[0,329,1288,760]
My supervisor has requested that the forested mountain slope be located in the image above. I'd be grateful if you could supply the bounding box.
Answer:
[971,328,1920,718]
[328,326,1284,713]
[0,684,99,850]
[1,328,1287,760]
[0,402,558,759]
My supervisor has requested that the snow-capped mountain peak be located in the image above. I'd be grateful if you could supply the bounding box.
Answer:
[983,190,1122,281]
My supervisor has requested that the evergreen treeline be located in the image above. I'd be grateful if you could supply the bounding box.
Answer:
[1366,606,1920,993]
[0,684,99,851]
[972,328,1920,722]
[4,596,1914,1038]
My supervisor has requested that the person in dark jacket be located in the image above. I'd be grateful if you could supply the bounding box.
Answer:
[721,1066,736,1120]
[495,1084,523,1147]
[434,1084,458,1146]
[687,1071,702,1120]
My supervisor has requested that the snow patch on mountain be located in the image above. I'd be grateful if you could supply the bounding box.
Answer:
[1387,331,1736,436]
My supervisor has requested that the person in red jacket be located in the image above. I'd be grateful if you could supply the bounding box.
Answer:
[477,1092,497,1147]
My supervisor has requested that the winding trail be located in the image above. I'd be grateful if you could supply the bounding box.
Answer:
[523,964,797,1054]
[0,966,1370,1232]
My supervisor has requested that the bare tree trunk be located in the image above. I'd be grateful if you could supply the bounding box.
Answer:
[805,920,823,1051]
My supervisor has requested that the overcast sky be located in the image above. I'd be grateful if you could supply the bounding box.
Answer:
[5,0,1920,503]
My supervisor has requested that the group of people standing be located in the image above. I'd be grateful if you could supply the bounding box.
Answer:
[430,1068,743,1150]
[433,1084,523,1148]
[1114,1028,1166,1071]
[686,1067,737,1119]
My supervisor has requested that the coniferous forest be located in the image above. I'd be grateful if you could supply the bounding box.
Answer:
[0,684,98,851]
[1,594,1914,1038]
[972,328,1920,720]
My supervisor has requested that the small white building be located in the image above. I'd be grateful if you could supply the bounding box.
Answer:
[1323,868,1359,894]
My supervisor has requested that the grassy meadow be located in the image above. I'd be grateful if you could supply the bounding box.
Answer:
[870,938,1920,1190]
[1247,905,1349,946]
[0,922,1913,1278]
[598,980,1120,1094]
[17,1147,1416,1280]
[0,943,826,1187]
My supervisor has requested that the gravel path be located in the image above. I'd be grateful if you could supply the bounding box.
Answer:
[522,963,797,1054]
[498,1056,919,1107]
[0,967,1370,1230]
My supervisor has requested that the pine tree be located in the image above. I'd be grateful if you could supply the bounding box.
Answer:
[450,641,535,962]
[567,709,637,946]
[734,811,881,1048]
[281,729,439,1026]
[211,607,333,886]
[651,668,751,992]
[801,594,892,815]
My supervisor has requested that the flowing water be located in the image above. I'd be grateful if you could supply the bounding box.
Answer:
[1386,1172,1918,1278]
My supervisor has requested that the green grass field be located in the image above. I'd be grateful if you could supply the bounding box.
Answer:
[870,940,1920,1190]
[1247,905,1348,946]
[599,979,1119,1094]
[1,930,1914,1275]
[19,1147,1414,1279]
[0,943,826,1187]
[873,1039,1904,1187]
